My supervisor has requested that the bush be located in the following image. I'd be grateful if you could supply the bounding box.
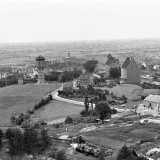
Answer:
[90,110,99,117]
[47,149,57,158]
[55,150,67,160]
[111,108,117,114]
[65,116,73,124]
[80,110,92,117]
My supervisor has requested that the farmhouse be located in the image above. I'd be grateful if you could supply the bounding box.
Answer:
[137,94,160,117]
[63,82,73,91]
[121,57,140,84]
[74,73,94,88]
[105,54,120,75]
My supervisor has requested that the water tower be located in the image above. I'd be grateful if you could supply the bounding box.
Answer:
[36,55,45,84]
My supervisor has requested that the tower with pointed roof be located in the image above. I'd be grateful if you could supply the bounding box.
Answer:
[121,57,140,84]
[36,55,46,84]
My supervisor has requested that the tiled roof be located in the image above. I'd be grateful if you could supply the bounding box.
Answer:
[105,57,115,65]
[122,57,131,69]
[105,54,119,65]
[144,94,160,103]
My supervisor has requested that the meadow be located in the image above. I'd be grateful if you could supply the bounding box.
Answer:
[32,100,83,122]
[0,83,62,126]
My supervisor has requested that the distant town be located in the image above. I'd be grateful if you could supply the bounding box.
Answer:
[0,42,160,160]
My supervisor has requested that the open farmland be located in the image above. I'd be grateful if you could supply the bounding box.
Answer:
[0,83,61,126]
[81,122,160,155]
[32,100,83,122]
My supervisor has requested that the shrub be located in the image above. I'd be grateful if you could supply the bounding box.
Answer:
[111,108,117,114]
[90,110,99,117]
[65,116,73,124]
[10,116,16,124]
[55,150,67,160]
[54,124,60,128]
[98,148,106,160]
[47,149,57,158]
[23,113,30,121]
[80,110,92,117]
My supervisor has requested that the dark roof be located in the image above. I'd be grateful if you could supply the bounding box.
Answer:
[105,55,118,65]
[107,54,112,59]
[36,55,45,61]
[122,57,131,69]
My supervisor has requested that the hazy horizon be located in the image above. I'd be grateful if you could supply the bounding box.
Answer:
[1,0,160,43]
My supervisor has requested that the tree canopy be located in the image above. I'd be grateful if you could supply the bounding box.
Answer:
[109,67,121,78]
[83,60,98,73]
[95,101,111,123]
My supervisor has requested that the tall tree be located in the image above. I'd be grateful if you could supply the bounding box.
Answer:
[84,96,89,113]
[90,98,94,111]
[109,67,121,78]
[95,101,111,123]
[93,96,99,107]
[40,128,50,150]
[23,128,38,154]
[0,129,3,149]
[5,128,24,156]
[116,145,131,160]
[83,60,98,73]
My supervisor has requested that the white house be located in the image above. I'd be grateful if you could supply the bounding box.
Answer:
[137,94,160,117]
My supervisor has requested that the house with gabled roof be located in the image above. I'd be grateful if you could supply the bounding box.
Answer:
[75,73,94,88]
[137,94,160,117]
[105,54,120,75]
[121,57,140,84]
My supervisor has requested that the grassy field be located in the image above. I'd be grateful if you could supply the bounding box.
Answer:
[32,100,83,122]
[0,83,61,126]
[110,84,142,100]
[82,123,159,152]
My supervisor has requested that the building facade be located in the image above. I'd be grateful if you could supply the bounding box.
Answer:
[36,55,46,84]
[121,57,140,84]
[74,73,94,88]
[137,94,160,117]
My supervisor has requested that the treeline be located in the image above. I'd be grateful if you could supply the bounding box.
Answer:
[0,74,19,87]
[141,82,160,89]
[45,69,82,82]
[0,127,50,157]
[11,94,52,127]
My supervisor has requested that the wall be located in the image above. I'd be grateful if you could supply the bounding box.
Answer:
[121,68,127,83]
[126,59,140,84]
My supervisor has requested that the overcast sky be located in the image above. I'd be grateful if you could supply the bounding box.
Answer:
[0,0,160,43]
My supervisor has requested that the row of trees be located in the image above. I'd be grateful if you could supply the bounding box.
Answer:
[0,74,19,87]
[0,127,50,157]
[11,94,52,126]
[117,145,148,160]
[83,95,117,123]
[45,69,82,82]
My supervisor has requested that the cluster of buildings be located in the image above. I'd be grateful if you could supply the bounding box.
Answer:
[11,65,38,78]
[62,54,141,90]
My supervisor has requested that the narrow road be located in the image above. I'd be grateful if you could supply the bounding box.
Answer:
[51,86,132,113]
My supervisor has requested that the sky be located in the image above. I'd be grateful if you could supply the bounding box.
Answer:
[0,0,160,43]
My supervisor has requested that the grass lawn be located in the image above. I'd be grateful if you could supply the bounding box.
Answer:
[110,84,142,100]
[32,100,83,122]
[0,83,61,126]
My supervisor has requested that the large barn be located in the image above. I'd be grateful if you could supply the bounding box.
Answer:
[121,57,140,84]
